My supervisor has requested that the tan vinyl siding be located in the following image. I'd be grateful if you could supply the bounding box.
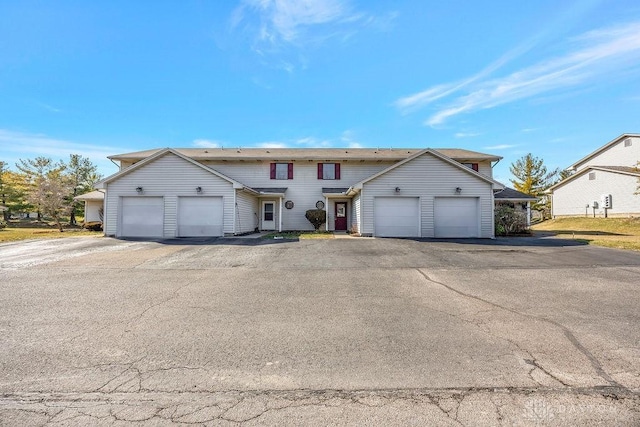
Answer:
[477,160,493,178]
[574,136,640,170]
[104,153,235,237]
[361,152,494,238]
[552,171,640,217]
[203,161,393,231]
[235,190,259,234]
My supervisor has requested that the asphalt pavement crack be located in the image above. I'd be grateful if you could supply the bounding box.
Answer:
[416,269,624,390]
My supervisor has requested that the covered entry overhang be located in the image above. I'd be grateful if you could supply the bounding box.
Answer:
[252,187,287,232]
[322,187,352,232]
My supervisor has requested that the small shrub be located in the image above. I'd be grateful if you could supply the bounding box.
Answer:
[83,221,103,231]
[305,209,326,231]
[495,205,528,236]
[0,220,6,230]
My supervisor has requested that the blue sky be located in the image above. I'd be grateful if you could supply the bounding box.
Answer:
[1,0,639,184]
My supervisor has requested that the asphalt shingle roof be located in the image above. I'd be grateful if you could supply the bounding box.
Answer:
[109,147,502,162]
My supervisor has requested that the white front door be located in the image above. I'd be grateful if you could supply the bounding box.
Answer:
[262,201,275,230]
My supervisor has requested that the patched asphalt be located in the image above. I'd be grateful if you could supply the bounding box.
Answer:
[0,235,639,425]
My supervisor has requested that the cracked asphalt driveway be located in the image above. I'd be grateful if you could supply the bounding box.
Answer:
[0,236,639,425]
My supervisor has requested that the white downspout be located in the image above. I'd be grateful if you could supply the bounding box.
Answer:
[527,202,531,227]
[278,197,283,232]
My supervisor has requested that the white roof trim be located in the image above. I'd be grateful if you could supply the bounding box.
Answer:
[547,166,640,192]
[352,148,503,189]
[568,133,640,170]
[96,148,246,189]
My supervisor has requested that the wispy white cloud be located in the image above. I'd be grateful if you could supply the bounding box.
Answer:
[340,129,363,147]
[397,20,640,126]
[0,129,121,176]
[295,136,332,147]
[521,128,538,132]
[257,141,288,148]
[193,139,223,148]
[32,101,62,113]
[483,144,518,150]
[454,132,480,138]
[231,0,396,71]
[241,0,348,44]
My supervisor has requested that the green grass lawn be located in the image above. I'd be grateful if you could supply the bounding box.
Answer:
[532,217,640,251]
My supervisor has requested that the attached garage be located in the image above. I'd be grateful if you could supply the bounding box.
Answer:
[177,196,224,237]
[434,197,479,238]
[374,197,420,237]
[120,197,164,238]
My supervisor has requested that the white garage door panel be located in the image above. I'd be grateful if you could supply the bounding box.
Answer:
[178,196,223,237]
[121,197,164,238]
[374,197,420,237]
[434,197,479,238]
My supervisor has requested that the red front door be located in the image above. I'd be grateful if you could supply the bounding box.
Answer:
[335,202,347,231]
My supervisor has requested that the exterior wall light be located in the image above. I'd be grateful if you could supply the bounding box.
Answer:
[395,187,401,193]
[196,186,203,193]
[136,186,143,194]
[455,187,462,194]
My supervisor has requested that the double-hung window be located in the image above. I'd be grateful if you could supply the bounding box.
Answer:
[317,163,341,180]
[270,163,293,180]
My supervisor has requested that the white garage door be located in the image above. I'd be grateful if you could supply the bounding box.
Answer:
[178,196,224,237]
[374,197,420,237]
[434,197,479,238]
[121,197,164,238]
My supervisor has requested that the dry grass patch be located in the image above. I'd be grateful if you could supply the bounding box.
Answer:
[532,217,640,251]
[0,227,102,243]
[262,231,335,240]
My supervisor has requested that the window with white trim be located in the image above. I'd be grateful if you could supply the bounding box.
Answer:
[270,163,293,180]
[317,163,341,180]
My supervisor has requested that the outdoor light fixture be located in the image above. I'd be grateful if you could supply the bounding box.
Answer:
[455,187,462,194]
[136,186,143,194]
[196,186,203,193]
[395,187,401,193]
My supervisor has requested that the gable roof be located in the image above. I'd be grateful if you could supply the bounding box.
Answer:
[547,165,640,192]
[108,147,502,163]
[73,190,105,201]
[96,148,246,189]
[493,187,537,200]
[567,133,640,170]
[349,148,503,191]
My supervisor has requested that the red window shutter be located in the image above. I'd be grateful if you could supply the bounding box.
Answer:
[318,163,323,179]
[288,163,294,179]
[270,163,276,179]
[335,163,340,180]
[472,163,479,172]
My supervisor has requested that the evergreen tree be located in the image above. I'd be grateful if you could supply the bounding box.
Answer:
[510,153,559,216]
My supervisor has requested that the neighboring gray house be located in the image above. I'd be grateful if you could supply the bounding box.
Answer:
[548,134,640,217]
[95,147,516,239]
